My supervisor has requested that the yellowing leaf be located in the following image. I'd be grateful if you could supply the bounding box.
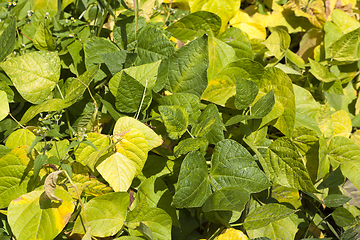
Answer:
[331,110,352,138]
[114,128,148,175]
[340,0,356,7]
[315,103,334,139]
[216,228,248,240]
[5,128,36,149]
[332,9,360,34]
[97,152,137,192]
[230,10,266,40]
[8,188,75,240]
[351,129,360,147]
[188,0,241,33]
[113,117,162,150]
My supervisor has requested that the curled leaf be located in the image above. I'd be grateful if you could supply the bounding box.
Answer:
[44,170,63,202]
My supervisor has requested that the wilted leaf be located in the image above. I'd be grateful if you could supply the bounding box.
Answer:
[44,170,63,201]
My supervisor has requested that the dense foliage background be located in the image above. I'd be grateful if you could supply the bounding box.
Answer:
[1,0,360,239]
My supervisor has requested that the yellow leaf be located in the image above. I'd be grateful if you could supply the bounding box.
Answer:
[114,128,149,175]
[351,129,360,147]
[230,10,253,25]
[235,22,266,40]
[340,0,356,7]
[331,110,352,138]
[188,0,241,33]
[216,228,248,240]
[97,152,137,192]
[113,117,163,151]
[315,103,334,139]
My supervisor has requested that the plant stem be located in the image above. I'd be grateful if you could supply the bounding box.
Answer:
[134,0,138,39]
[186,129,195,139]
[8,113,25,129]
[62,170,90,230]
[97,0,111,37]
[135,79,148,120]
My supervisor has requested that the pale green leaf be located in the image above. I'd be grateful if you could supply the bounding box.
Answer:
[0,146,33,208]
[159,105,189,140]
[244,203,296,230]
[264,28,291,59]
[247,216,298,239]
[166,11,221,42]
[207,35,237,81]
[332,9,360,34]
[341,160,360,191]
[265,137,317,192]
[73,192,129,237]
[33,22,56,51]
[259,67,295,137]
[8,188,75,240]
[113,117,163,151]
[173,151,212,208]
[174,137,208,157]
[189,0,241,33]
[201,59,264,106]
[0,90,9,121]
[96,152,137,192]
[158,35,208,97]
[328,136,360,169]
[127,200,172,240]
[114,128,148,175]
[5,128,35,149]
[309,58,337,82]
[218,27,253,59]
[210,139,271,193]
[327,27,360,61]
[0,51,60,104]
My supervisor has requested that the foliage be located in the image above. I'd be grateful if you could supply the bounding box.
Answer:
[0,0,360,239]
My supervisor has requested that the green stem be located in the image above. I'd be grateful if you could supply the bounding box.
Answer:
[8,113,25,129]
[65,110,73,138]
[97,0,111,37]
[186,129,195,139]
[62,170,90,230]
[134,0,138,39]
[135,79,148,120]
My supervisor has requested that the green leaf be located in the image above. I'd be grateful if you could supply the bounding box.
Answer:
[64,64,100,105]
[166,11,221,42]
[113,117,163,151]
[309,59,337,83]
[33,22,56,51]
[100,50,127,76]
[332,9,360,34]
[328,136,360,169]
[84,37,120,80]
[327,27,360,61]
[202,187,250,212]
[265,137,317,192]
[33,154,47,179]
[73,192,129,237]
[174,137,208,157]
[207,35,237,82]
[202,59,264,106]
[243,203,296,230]
[0,51,60,104]
[136,24,175,65]
[135,176,178,226]
[218,27,253,59]
[159,105,189,140]
[246,216,298,239]
[318,167,344,189]
[8,188,75,240]
[332,207,355,227]
[323,194,351,207]
[115,72,152,113]
[259,67,295,137]
[20,98,70,124]
[172,151,212,208]
[0,17,16,62]
[234,78,259,110]
[191,104,224,144]
[157,35,208,97]
[5,128,35,149]
[0,90,9,121]
[210,139,271,193]
[341,160,360,191]
[252,90,275,118]
[0,146,34,208]
[264,28,291,59]
[157,93,201,122]
[127,200,172,240]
